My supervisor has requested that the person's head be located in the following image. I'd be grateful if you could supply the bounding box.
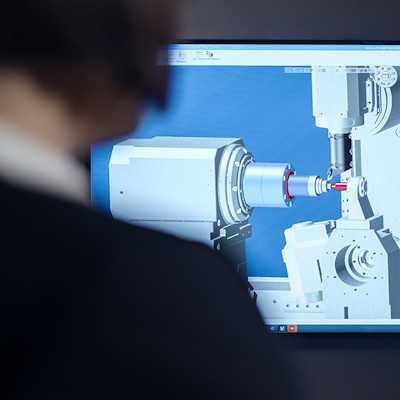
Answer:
[0,0,181,151]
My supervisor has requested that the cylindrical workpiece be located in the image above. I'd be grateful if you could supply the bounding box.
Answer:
[288,175,330,197]
[287,175,311,197]
[243,162,295,208]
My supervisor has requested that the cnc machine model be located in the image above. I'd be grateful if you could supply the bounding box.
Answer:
[109,65,400,323]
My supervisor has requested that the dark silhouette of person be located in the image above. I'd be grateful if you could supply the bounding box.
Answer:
[0,1,299,398]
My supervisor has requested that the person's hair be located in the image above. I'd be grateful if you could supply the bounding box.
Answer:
[0,0,178,110]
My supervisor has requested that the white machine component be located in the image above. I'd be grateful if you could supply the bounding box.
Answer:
[282,220,334,304]
[312,66,371,179]
[109,137,253,283]
[312,66,369,133]
[320,177,400,319]
[109,137,253,243]
[282,178,400,319]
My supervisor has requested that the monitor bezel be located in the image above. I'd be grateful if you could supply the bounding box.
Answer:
[173,39,400,45]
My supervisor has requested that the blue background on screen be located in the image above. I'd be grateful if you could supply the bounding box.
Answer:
[91,65,341,277]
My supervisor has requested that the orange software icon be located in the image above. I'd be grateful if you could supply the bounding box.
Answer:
[288,325,298,333]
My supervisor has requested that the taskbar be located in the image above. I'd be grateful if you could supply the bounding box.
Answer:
[268,324,400,333]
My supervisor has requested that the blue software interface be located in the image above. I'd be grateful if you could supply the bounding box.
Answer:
[92,44,400,332]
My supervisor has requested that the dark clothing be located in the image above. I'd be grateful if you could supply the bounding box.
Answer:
[0,179,295,399]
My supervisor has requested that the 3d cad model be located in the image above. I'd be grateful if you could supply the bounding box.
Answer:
[109,65,400,323]
[109,136,332,289]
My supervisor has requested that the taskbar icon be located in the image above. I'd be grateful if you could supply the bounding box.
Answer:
[267,324,298,333]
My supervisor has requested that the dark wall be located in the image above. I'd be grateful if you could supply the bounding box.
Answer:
[181,0,399,41]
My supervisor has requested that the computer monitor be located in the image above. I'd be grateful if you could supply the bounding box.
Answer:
[92,42,400,333]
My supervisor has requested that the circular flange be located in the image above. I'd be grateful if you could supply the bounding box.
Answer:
[375,65,398,88]
[218,143,254,224]
[335,244,378,286]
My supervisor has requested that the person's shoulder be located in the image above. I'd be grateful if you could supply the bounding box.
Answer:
[0,178,227,275]
[1,178,258,314]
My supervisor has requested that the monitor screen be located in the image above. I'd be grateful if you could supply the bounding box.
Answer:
[92,43,400,333]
